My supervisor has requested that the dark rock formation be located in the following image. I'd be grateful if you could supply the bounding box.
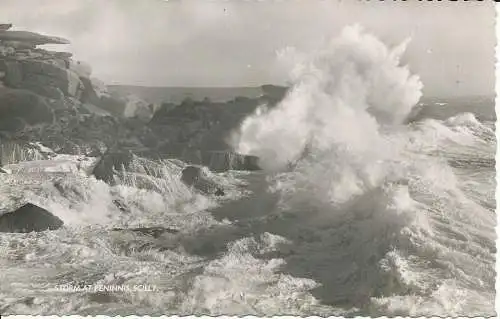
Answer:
[79,76,100,105]
[21,59,83,98]
[261,84,288,101]
[202,150,261,172]
[0,24,162,159]
[92,150,135,184]
[181,165,225,196]
[0,88,54,132]
[0,24,12,31]
[0,203,64,233]
[0,60,23,87]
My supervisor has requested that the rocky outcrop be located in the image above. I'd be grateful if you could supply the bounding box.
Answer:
[0,203,64,233]
[21,59,82,98]
[0,24,12,31]
[202,150,261,172]
[92,150,135,184]
[0,87,54,132]
[0,25,112,107]
[0,30,70,45]
[181,165,225,196]
[0,24,164,160]
[261,84,288,101]
[0,27,86,101]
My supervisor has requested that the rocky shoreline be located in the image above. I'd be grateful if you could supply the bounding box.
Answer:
[0,24,289,173]
[0,24,289,233]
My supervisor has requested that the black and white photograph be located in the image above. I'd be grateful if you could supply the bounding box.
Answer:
[0,0,496,317]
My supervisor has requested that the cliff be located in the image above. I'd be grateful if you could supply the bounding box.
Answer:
[0,24,156,156]
[0,24,283,172]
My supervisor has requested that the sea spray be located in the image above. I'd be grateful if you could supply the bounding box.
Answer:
[231,25,422,173]
[230,25,424,209]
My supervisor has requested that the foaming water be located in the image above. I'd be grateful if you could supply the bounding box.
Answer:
[0,25,495,316]
[226,25,495,316]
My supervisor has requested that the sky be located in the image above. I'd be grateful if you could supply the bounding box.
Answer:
[0,0,495,97]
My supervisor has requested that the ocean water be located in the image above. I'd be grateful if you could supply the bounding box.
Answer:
[0,26,496,316]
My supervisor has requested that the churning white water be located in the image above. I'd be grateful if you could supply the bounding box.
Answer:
[0,26,495,316]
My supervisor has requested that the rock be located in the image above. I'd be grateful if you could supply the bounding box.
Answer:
[0,203,64,233]
[0,24,12,31]
[204,151,261,172]
[51,51,73,59]
[123,95,154,122]
[0,60,23,87]
[181,165,225,196]
[92,150,135,184]
[111,226,179,238]
[181,147,202,165]
[3,41,36,50]
[0,88,54,132]
[79,76,100,104]
[4,157,94,175]
[0,46,15,58]
[30,49,73,59]
[43,58,67,69]
[96,95,127,117]
[21,60,83,97]
[261,84,288,100]
[69,60,92,78]
[0,31,70,45]
[214,188,225,196]
[19,75,65,99]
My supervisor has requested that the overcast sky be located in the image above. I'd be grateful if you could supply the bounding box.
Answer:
[0,0,495,97]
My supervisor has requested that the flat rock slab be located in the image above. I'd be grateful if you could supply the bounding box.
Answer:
[0,31,70,45]
[0,203,64,233]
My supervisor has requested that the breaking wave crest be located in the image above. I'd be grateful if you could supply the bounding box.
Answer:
[225,25,495,316]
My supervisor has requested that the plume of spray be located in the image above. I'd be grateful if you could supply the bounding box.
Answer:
[230,25,423,204]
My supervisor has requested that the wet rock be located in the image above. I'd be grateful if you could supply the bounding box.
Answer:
[214,188,225,196]
[0,203,63,233]
[204,150,261,172]
[92,150,135,184]
[181,165,225,196]
[111,226,179,239]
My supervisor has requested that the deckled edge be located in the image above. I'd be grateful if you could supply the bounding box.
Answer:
[495,2,500,319]
[0,1,498,319]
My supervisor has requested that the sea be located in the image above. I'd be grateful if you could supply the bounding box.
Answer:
[0,25,496,316]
